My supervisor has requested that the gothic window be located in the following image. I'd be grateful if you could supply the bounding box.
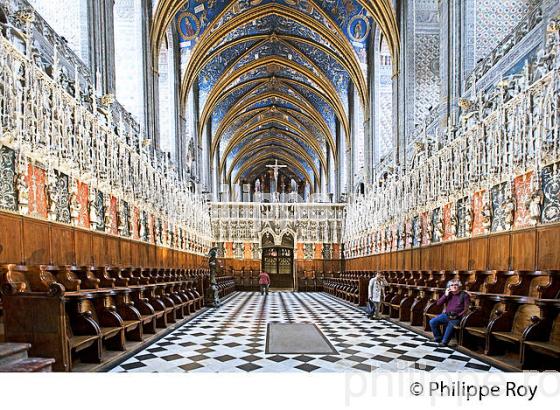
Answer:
[114,0,146,122]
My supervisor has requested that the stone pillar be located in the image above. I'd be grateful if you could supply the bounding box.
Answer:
[320,162,327,200]
[88,0,116,94]
[439,0,462,130]
[212,143,219,202]
[171,25,182,167]
[347,82,355,191]
[141,0,158,144]
[335,118,342,199]
[192,83,201,185]
[327,144,336,198]
[203,116,212,194]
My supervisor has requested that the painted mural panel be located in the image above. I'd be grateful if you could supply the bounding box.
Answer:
[542,164,560,223]
[513,172,533,228]
[412,215,421,247]
[108,195,118,235]
[0,146,17,211]
[431,207,441,243]
[442,203,452,241]
[491,182,508,232]
[76,181,90,228]
[51,171,71,224]
[132,206,140,240]
[27,163,48,219]
[421,211,430,246]
[472,191,486,236]
[244,242,252,259]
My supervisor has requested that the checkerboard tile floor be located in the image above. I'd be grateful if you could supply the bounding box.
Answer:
[108,292,501,373]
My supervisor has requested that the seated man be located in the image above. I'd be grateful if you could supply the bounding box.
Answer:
[259,271,271,295]
[429,279,470,347]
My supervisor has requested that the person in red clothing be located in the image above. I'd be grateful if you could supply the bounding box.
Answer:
[259,271,271,295]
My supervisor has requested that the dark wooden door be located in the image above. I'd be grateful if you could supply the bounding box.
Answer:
[262,247,293,288]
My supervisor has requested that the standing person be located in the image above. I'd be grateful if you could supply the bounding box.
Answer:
[367,272,388,319]
[429,279,470,346]
[259,270,271,295]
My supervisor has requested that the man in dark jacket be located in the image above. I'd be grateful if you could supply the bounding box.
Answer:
[429,279,470,346]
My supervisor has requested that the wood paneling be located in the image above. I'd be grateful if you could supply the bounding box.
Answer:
[469,237,488,270]
[442,242,455,270]
[430,245,442,270]
[120,239,131,265]
[91,233,106,265]
[50,224,75,265]
[0,212,22,263]
[455,240,470,270]
[74,229,92,266]
[345,224,560,273]
[0,211,205,269]
[511,230,536,270]
[537,225,560,269]
[412,249,421,270]
[22,218,50,265]
[106,237,120,265]
[488,233,511,270]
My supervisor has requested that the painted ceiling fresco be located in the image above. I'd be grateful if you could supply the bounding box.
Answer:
[174,0,374,186]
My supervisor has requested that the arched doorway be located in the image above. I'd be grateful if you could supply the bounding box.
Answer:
[261,232,294,289]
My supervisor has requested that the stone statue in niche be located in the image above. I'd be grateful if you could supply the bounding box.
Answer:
[481,202,492,233]
[406,226,414,247]
[502,195,516,231]
[434,214,444,241]
[290,178,297,193]
[139,216,146,240]
[69,182,80,226]
[104,195,112,233]
[449,213,458,238]
[526,189,543,226]
[88,189,98,230]
[16,171,29,215]
[465,201,473,236]
[425,217,433,243]
[46,172,58,222]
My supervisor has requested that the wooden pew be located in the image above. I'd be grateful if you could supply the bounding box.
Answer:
[521,299,560,369]
[486,296,540,357]
[459,293,506,350]
[1,264,102,371]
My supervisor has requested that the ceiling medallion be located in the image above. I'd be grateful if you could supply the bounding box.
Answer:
[348,14,370,43]
[177,11,200,41]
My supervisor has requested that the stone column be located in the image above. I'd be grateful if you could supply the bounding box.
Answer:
[202,116,212,194]
[327,144,336,199]
[335,118,342,200]
[347,82,355,191]
[212,142,219,202]
[88,0,116,94]
[439,0,463,130]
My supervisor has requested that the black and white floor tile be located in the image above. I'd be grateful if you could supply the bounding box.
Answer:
[109,292,500,373]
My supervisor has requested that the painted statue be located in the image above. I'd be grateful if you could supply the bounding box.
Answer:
[502,195,516,230]
[526,189,544,226]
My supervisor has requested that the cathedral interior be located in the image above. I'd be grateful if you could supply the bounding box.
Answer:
[0,0,559,378]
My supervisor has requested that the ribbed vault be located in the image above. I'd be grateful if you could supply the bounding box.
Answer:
[150,0,400,198]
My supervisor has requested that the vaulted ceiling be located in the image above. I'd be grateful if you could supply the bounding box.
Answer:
[151,0,399,189]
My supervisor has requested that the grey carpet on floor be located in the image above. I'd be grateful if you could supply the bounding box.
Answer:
[266,323,338,354]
